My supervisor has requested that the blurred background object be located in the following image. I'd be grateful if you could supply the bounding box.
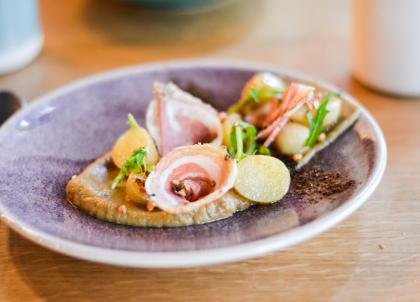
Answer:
[0,0,43,75]
[0,90,23,125]
[121,0,234,13]
[352,0,420,96]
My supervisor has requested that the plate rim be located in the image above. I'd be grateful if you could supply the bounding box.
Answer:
[0,59,387,268]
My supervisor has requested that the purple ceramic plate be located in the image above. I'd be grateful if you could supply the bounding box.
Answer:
[0,60,386,268]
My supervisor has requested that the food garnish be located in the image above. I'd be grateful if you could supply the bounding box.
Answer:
[228,121,257,159]
[256,83,315,147]
[127,113,139,129]
[228,72,285,121]
[227,121,271,159]
[225,75,352,165]
[222,113,241,147]
[111,114,159,169]
[305,93,338,147]
[111,148,149,190]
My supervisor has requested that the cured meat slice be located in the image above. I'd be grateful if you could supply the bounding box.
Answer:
[145,144,237,213]
[146,82,222,155]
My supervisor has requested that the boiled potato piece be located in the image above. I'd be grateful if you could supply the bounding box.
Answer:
[230,72,286,114]
[275,122,310,156]
[222,113,242,147]
[241,72,285,102]
[234,155,290,203]
[112,126,159,169]
[125,173,149,205]
[291,96,342,128]
[323,96,342,128]
[290,105,309,126]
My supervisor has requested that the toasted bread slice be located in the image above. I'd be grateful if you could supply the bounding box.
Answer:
[66,153,251,227]
[296,99,361,169]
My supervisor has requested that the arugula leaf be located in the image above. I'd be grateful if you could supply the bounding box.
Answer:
[228,122,270,159]
[112,148,148,190]
[304,94,333,147]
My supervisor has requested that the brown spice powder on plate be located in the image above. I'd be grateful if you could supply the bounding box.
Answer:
[292,167,356,204]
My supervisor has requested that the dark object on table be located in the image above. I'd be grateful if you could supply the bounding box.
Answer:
[0,91,23,125]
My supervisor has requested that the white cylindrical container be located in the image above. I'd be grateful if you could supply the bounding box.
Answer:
[352,0,420,96]
[0,0,43,75]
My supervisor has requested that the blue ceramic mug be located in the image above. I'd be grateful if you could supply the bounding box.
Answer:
[0,0,43,75]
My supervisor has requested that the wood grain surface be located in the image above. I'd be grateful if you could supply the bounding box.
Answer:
[1,0,420,301]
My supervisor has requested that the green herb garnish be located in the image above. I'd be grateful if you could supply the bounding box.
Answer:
[254,87,283,100]
[111,148,148,190]
[228,122,271,159]
[228,122,256,159]
[304,93,338,147]
[127,113,139,129]
[249,88,260,102]
[258,145,272,156]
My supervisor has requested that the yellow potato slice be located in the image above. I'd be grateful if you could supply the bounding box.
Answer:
[222,113,242,147]
[234,155,290,204]
[112,127,159,169]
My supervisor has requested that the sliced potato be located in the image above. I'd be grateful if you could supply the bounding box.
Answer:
[234,155,290,203]
[125,173,149,205]
[323,96,342,128]
[275,122,310,156]
[112,126,159,169]
[222,113,242,147]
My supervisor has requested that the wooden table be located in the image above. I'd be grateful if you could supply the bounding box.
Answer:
[1,0,419,301]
